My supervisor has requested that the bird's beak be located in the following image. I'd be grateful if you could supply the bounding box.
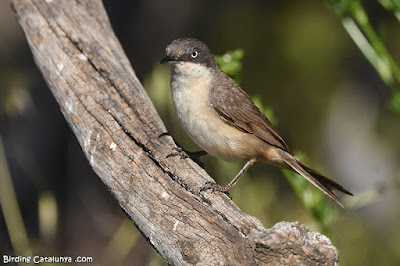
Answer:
[159,55,177,64]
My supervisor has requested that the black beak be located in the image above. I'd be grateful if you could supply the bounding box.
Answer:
[159,55,177,64]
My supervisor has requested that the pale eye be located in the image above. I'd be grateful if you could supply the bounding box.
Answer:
[191,50,198,59]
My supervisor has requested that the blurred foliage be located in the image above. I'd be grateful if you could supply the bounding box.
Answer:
[392,90,400,110]
[38,191,58,243]
[0,134,31,257]
[344,172,400,209]
[322,0,400,113]
[214,48,244,83]
[102,219,142,266]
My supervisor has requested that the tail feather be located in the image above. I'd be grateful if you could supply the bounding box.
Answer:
[299,162,353,196]
[279,150,352,208]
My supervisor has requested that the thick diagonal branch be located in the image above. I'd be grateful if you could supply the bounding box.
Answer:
[11,0,339,265]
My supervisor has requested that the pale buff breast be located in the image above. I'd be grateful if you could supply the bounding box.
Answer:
[169,62,277,162]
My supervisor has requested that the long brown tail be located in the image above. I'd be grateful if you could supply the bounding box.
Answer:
[278,150,353,208]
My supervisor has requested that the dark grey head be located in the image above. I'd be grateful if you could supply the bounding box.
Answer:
[160,38,217,68]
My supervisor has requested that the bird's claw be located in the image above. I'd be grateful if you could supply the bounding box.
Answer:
[199,181,232,199]
[166,147,188,160]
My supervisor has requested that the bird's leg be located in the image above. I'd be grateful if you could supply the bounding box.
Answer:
[167,147,207,168]
[200,158,256,195]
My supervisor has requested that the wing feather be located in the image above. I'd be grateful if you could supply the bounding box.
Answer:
[209,76,289,152]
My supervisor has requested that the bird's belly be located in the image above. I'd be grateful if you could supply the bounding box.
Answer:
[173,88,260,162]
[180,115,245,161]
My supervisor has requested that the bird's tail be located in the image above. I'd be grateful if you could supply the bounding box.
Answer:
[278,150,353,208]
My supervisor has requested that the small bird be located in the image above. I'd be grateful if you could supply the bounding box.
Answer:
[160,38,352,207]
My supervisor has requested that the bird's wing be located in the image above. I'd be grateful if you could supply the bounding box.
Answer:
[209,81,289,152]
[209,74,353,206]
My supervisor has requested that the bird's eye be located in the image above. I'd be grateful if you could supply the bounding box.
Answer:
[191,50,198,59]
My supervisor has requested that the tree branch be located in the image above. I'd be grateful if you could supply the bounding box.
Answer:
[11,0,339,264]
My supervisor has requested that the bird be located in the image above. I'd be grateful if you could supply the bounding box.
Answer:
[160,38,352,207]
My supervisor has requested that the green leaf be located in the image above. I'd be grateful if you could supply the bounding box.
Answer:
[214,48,245,84]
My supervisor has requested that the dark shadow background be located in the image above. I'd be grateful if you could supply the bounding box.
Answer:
[1,0,400,265]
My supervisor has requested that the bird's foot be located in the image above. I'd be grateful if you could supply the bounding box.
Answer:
[167,147,206,168]
[166,147,188,159]
[199,181,232,199]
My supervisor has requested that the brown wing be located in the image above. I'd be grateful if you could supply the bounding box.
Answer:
[209,77,290,152]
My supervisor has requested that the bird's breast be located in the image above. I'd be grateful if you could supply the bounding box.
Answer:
[169,63,262,162]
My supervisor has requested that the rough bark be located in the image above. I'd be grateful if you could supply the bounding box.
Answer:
[10,0,339,265]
